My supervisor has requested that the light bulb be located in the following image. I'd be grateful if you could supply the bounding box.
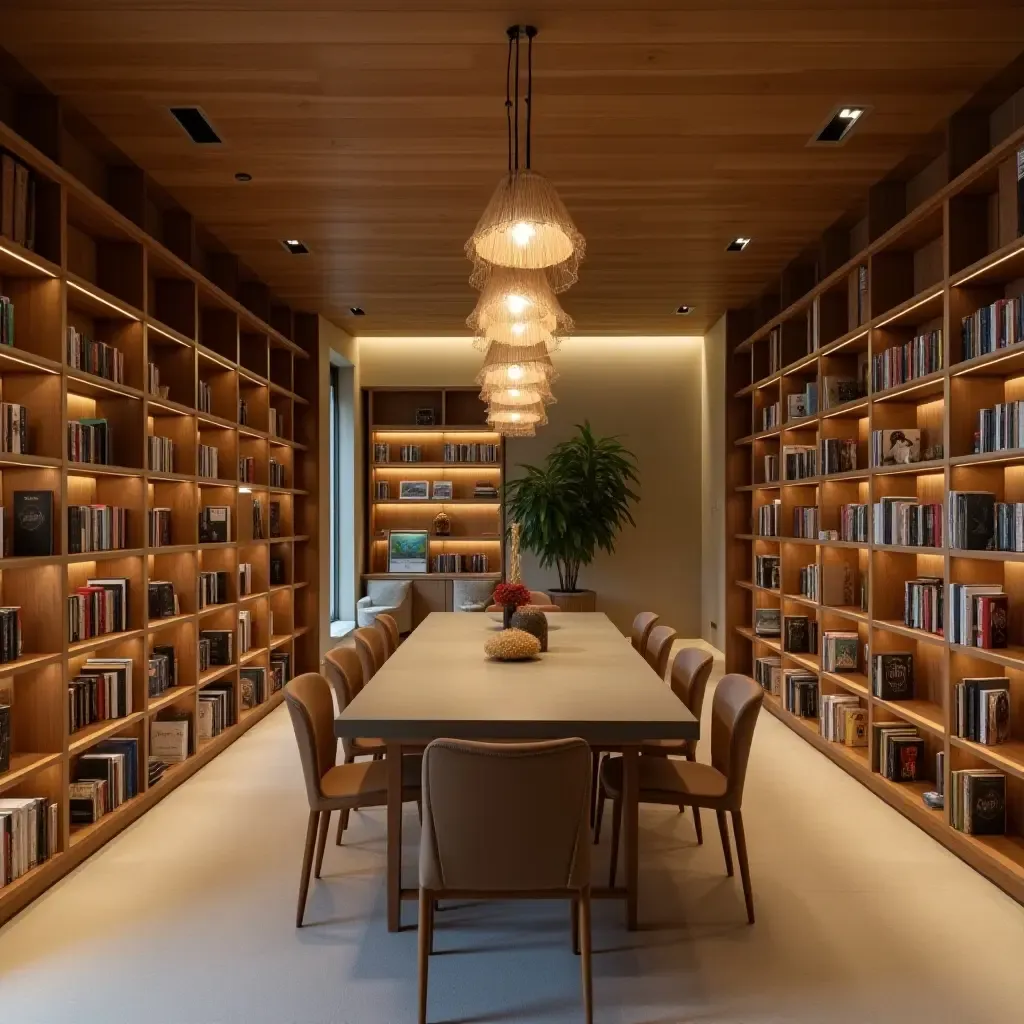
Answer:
[509,221,536,247]
[510,322,527,336]
[510,412,521,422]
[507,365,524,380]
[505,293,530,315]
[508,389,521,398]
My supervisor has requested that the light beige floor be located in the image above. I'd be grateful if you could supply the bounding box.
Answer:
[1,641,1023,1023]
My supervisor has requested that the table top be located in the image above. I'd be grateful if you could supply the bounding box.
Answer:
[335,612,699,743]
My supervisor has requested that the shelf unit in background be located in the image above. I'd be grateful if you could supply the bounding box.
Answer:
[364,388,504,622]
[726,120,1024,904]
[0,117,320,925]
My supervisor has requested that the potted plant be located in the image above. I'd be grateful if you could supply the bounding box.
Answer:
[505,421,639,611]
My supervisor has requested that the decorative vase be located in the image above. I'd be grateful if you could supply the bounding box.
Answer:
[502,603,515,628]
[433,511,451,536]
[511,606,548,652]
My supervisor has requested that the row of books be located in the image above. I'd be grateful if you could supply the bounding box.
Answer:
[954,678,1011,746]
[819,694,866,745]
[871,428,921,467]
[198,443,219,479]
[68,504,129,554]
[782,444,816,480]
[430,553,490,573]
[198,570,231,608]
[149,645,175,698]
[949,770,1006,834]
[819,437,857,475]
[949,582,1007,649]
[904,577,943,635]
[239,562,253,596]
[763,454,779,483]
[68,418,112,465]
[974,399,1024,454]
[799,562,858,606]
[785,386,817,421]
[798,563,819,600]
[269,459,286,488]
[822,373,865,411]
[70,737,139,825]
[147,361,164,398]
[0,798,58,888]
[874,724,924,782]
[198,380,212,414]
[148,435,175,473]
[839,502,869,542]
[754,554,779,589]
[783,615,817,654]
[873,497,943,548]
[754,655,781,695]
[961,294,1024,361]
[374,443,425,463]
[757,500,780,537]
[149,508,171,547]
[239,456,255,482]
[199,505,231,543]
[792,505,818,538]
[0,295,12,347]
[821,630,859,672]
[783,670,817,716]
[870,330,942,391]
[199,629,234,669]
[241,666,268,709]
[238,609,252,656]
[199,684,235,741]
[0,401,28,454]
[947,491,1024,553]
[443,442,499,463]
[148,580,179,620]
[68,577,129,643]
[67,326,124,384]
[0,607,22,665]
[68,657,133,734]
[761,402,780,432]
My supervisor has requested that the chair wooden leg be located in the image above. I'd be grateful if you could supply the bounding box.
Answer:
[417,796,423,825]
[428,898,436,955]
[296,810,318,927]
[593,792,605,844]
[336,807,349,845]
[571,896,580,954]
[732,810,755,924]
[589,752,601,825]
[418,888,431,1024]
[608,796,622,887]
[313,810,330,879]
[579,888,593,1024]
[692,805,704,845]
[716,810,734,877]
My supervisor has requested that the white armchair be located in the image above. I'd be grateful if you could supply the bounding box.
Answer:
[452,580,496,612]
[357,580,412,634]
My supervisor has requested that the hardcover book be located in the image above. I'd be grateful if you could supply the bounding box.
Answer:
[0,703,9,772]
[12,490,53,556]
[968,773,1006,835]
[783,615,810,653]
[843,708,868,747]
[873,653,914,701]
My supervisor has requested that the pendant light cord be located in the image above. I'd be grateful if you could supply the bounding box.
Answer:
[513,31,520,171]
[505,32,514,174]
[525,28,533,170]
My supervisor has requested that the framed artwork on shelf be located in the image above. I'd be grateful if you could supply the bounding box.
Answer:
[431,480,453,500]
[387,530,429,573]
[415,408,436,426]
[399,480,429,500]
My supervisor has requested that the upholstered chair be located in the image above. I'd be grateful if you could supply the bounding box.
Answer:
[375,612,400,656]
[352,626,388,683]
[644,624,678,678]
[357,579,412,633]
[452,579,497,612]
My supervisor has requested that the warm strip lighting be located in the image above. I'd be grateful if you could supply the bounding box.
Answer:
[238,486,252,494]
[67,280,140,320]
[821,399,868,419]
[955,243,1024,286]
[0,243,57,278]
[874,290,942,329]
[950,348,1024,376]
[953,453,1024,468]
[5,457,59,471]
[71,374,137,399]
[873,376,941,401]
[147,321,189,346]
[0,350,59,374]
[826,330,868,354]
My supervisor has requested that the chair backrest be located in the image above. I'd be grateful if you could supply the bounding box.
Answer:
[669,646,715,719]
[375,613,400,655]
[323,644,363,708]
[645,624,678,678]
[353,626,387,681]
[710,673,764,806]
[284,672,337,808]
[528,604,560,612]
[630,611,659,652]
[453,579,496,612]
[420,737,591,892]
[529,590,551,604]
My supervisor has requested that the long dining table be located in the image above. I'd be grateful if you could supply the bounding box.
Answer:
[335,611,699,931]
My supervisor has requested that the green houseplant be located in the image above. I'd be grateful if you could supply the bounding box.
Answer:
[504,421,639,599]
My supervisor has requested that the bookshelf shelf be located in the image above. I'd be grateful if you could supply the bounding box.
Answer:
[0,115,320,925]
[726,118,1024,904]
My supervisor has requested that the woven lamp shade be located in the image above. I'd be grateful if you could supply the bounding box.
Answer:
[484,383,556,406]
[476,342,557,393]
[467,268,572,353]
[466,170,585,291]
[491,419,537,438]
[486,399,548,427]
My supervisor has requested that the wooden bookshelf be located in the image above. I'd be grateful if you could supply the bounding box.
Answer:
[726,119,1024,904]
[0,117,320,924]
[364,387,504,581]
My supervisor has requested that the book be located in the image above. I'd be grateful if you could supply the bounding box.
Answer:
[270,501,281,538]
[844,708,868,747]
[198,505,231,543]
[783,615,814,654]
[753,608,781,637]
[951,770,1006,835]
[240,667,267,710]
[147,581,177,620]
[150,716,191,763]
[872,429,921,467]
[12,490,53,556]
[872,653,914,701]
[270,557,285,585]
[0,703,9,773]
[200,629,234,666]
[821,630,858,671]
[948,491,996,551]
[1018,146,1024,238]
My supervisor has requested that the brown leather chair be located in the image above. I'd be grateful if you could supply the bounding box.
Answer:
[600,673,764,923]
[630,611,659,653]
[594,646,715,843]
[353,625,387,682]
[644,623,678,678]
[283,672,420,926]
[417,738,594,1024]
[375,612,400,655]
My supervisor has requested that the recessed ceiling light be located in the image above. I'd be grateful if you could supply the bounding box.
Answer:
[281,240,309,255]
[168,106,221,145]
[350,306,365,316]
[812,105,869,145]
[726,237,750,252]
[675,305,692,315]
[234,171,252,182]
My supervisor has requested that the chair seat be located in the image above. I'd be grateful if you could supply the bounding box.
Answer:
[638,738,693,757]
[320,754,423,801]
[601,754,728,806]
[351,737,386,755]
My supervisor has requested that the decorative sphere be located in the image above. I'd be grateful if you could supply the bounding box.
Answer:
[433,511,451,536]
[511,606,548,652]
[484,628,541,661]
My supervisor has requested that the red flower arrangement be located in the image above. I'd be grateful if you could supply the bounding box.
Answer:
[494,582,531,608]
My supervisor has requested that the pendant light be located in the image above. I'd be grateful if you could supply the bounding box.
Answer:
[467,267,572,352]
[476,341,557,396]
[487,398,548,428]
[491,419,537,438]
[466,26,585,292]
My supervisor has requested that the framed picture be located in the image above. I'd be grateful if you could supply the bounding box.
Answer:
[399,480,429,500]
[388,530,429,573]
[431,480,453,500]
[415,408,435,426]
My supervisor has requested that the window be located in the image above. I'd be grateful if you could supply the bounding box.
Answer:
[329,364,341,623]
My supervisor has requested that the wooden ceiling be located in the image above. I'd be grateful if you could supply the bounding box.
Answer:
[3,1,1024,335]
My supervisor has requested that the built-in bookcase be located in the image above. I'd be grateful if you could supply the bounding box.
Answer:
[0,119,319,924]
[726,122,1024,903]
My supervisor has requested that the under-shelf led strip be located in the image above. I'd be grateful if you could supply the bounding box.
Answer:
[67,279,139,321]
[955,242,1024,286]
[874,290,943,329]
[0,243,56,277]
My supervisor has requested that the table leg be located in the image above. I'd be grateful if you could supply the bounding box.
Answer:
[387,742,403,932]
[623,745,639,930]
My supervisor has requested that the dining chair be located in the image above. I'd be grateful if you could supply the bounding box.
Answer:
[283,672,420,927]
[644,624,678,678]
[630,611,660,653]
[375,612,400,656]
[417,737,593,1024]
[594,646,715,843]
[353,625,387,682]
[600,673,764,923]
[528,589,552,604]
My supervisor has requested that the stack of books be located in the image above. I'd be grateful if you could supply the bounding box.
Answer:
[66,327,124,384]
[148,645,175,698]
[67,418,112,464]
[239,562,253,596]
[763,454,779,483]
[67,657,133,733]
[241,667,267,709]
[200,629,234,666]
[821,631,859,672]
[71,737,139,823]
[904,577,943,634]
[871,428,921,467]
[761,402,779,431]
[373,442,391,463]
[783,615,817,654]
[269,459,286,487]
[782,445,816,480]
[839,503,869,542]
[792,505,819,538]
[954,678,1010,745]
[975,399,1024,453]
[444,442,499,463]
[270,650,292,693]
[871,329,942,390]
[238,456,255,482]
[949,770,1006,834]
[783,669,818,716]
[754,554,779,589]
[873,496,943,547]
[68,504,129,554]
[754,656,781,696]
[473,482,498,499]
[68,577,129,642]
[873,723,925,782]
[198,443,219,478]
[872,652,914,701]
[0,798,58,888]
[961,294,1023,360]
[150,715,191,764]
[199,684,235,740]
[0,401,28,453]
[198,570,230,608]
[148,435,174,473]
[753,608,781,637]
[199,505,231,543]
[757,500,780,537]
[819,694,865,744]
[430,553,489,573]
[819,438,857,475]
[148,508,171,547]
[949,583,1008,648]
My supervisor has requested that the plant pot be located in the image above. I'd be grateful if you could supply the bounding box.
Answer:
[548,589,597,613]
[502,603,516,628]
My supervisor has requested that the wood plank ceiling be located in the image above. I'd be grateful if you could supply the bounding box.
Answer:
[3,1,1024,335]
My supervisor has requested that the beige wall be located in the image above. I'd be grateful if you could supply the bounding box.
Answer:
[701,314,727,650]
[359,335,704,634]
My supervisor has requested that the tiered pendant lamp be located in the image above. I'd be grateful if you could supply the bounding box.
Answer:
[466,25,585,436]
